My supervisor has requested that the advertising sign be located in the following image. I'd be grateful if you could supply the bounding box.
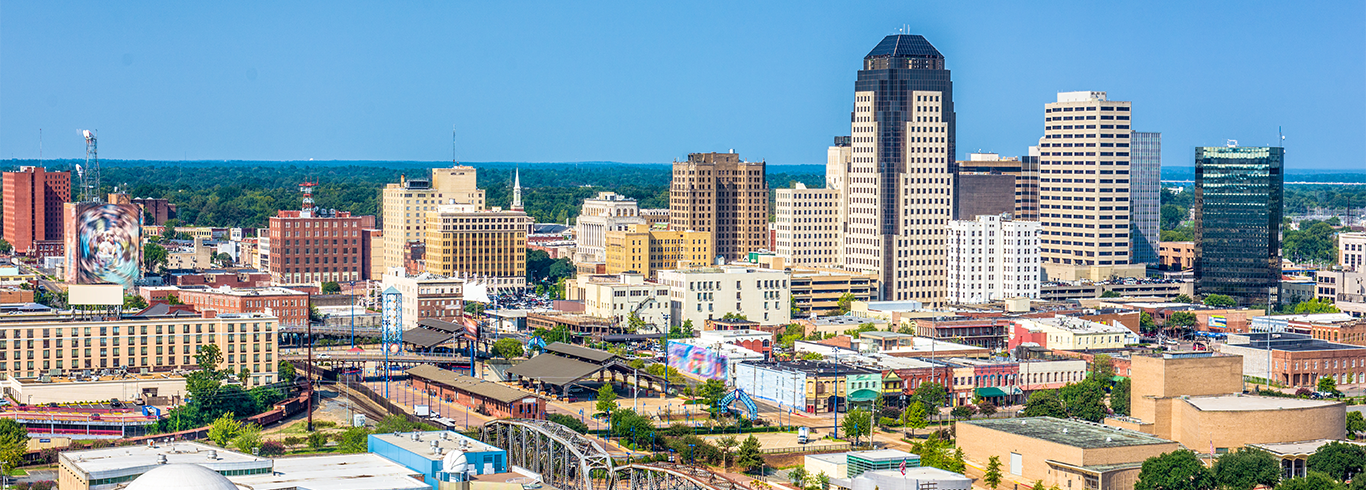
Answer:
[67,203,142,290]
[666,340,727,380]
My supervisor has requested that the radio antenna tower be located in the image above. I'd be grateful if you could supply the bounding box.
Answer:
[300,180,317,217]
[79,129,102,203]
[452,126,459,164]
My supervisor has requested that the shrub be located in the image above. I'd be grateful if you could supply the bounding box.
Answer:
[283,436,305,447]
[39,447,59,464]
[306,431,328,450]
[879,416,901,427]
[31,482,55,490]
[314,421,337,428]
[91,439,113,449]
[258,440,286,456]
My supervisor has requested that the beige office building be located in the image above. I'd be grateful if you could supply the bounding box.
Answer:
[1036,91,1144,281]
[424,203,531,289]
[382,166,487,272]
[774,183,842,267]
[669,152,768,262]
[604,224,712,279]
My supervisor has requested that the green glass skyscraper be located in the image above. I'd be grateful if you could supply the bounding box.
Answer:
[1194,145,1284,306]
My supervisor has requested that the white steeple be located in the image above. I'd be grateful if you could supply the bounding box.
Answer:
[512,168,523,211]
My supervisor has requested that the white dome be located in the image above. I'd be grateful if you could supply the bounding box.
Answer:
[125,464,239,490]
[442,449,468,474]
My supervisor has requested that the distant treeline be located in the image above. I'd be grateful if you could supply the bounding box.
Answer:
[1,160,824,228]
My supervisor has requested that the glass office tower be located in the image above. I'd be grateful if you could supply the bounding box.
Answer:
[1130,132,1161,266]
[1194,146,1284,306]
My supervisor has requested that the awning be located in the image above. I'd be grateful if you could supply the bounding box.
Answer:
[506,354,606,387]
[847,389,881,403]
[975,387,1009,398]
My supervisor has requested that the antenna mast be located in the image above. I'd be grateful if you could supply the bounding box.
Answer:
[79,130,102,203]
[452,126,458,164]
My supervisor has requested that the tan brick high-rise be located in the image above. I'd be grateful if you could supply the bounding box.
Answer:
[669,152,767,262]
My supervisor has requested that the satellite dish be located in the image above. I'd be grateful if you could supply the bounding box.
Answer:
[442,449,468,475]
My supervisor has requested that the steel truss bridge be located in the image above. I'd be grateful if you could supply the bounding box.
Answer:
[481,419,753,490]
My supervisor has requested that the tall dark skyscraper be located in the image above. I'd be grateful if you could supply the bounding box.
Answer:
[1130,131,1162,265]
[844,34,955,304]
[1194,145,1284,306]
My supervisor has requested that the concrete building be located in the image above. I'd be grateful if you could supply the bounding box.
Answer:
[1195,146,1285,306]
[524,312,615,342]
[2,166,70,257]
[958,417,1180,490]
[952,153,1020,220]
[266,206,371,284]
[1129,132,1161,266]
[733,360,879,413]
[1314,269,1366,318]
[748,254,880,316]
[946,213,1041,303]
[382,269,465,330]
[382,167,486,272]
[2,372,185,405]
[774,183,843,267]
[953,152,1040,221]
[424,203,532,289]
[0,310,278,385]
[139,285,310,327]
[1107,352,1345,452]
[1011,315,1137,351]
[603,224,713,279]
[564,273,671,334]
[1036,91,1144,281]
[1157,241,1195,270]
[574,191,646,263]
[368,430,507,488]
[657,267,791,326]
[1340,232,1366,272]
[669,152,768,262]
[844,35,955,305]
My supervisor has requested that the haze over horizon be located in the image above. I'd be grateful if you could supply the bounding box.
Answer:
[2,1,1363,170]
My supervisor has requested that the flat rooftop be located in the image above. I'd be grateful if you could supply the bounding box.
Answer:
[12,372,184,385]
[230,453,428,490]
[963,417,1175,449]
[848,449,919,462]
[370,431,502,461]
[1251,439,1366,457]
[805,452,848,465]
[1184,394,1340,412]
[60,442,270,481]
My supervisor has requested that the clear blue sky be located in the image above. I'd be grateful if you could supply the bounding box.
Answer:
[3,1,1363,169]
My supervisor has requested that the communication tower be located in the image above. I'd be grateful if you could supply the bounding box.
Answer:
[299,181,317,217]
[78,129,102,203]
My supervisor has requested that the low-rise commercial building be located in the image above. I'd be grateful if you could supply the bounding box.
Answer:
[368,430,507,487]
[139,285,310,327]
[1041,280,1193,302]
[604,224,713,279]
[733,360,879,413]
[1010,316,1137,351]
[405,365,544,420]
[2,372,185,405]
[1157,241,1195,270]
[658,267,792,326]
[382,269,465,330]
[565,273,670,334]
[958,417,1180,490]
[1314,269,1366,318]
[1219,332,1366,386]
[524,312,615,342]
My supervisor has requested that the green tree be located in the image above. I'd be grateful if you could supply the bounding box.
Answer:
[596,383,618,416]
[721,312,749,321]
[800,352,825,361]
[465,302,487,316]
[1174,294,1194,304]
[321,281,341,294]
[950,405,976,420]
[715,435,739,470]
[1101,290,1122,298]
[1111,378,1132,416]
[1161,204,1187,230]
[208,412,242,446]
[697,379,727,411]
[1317,376,1340,396]
[1059,378,1109,422]
[914,382,947,408]
[0,419,29,478]
[1294,298,1341,314]
[845,323,878,339]
[124,294,148,310]
[1275,472,1342,490]
[493,338,525,359]
[842,408,873,446]
[1212,448,1280,490]
[789,466,809,489]
[1346,411,1365,439]
[1203,294,1237,308]
[1307,441,1366,482]
[166,293,184,305]
[306,431,328,450]
[734,435,764,472]
[337,427,372,453]
[902,401,929,437]
[143,242,169,273]
[1140,312,1158,334]
[239,367,251,385]
[985,455,1004,490]
[547,413,589,433]
[1135,450,1215,490]
[230,423,263,453]
[1092,354,1117,379]
[1168,311,1198,329]
[1022,389,1067,418]
[836,293,856,315]
[0,239,11,254]
[278,361,296,382]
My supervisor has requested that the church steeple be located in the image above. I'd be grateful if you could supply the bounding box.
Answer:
[512,168,523,211]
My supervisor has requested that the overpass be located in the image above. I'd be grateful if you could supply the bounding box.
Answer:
[280,351,470,364]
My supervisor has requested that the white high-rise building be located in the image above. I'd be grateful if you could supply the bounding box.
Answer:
[657,267,792,327]
[574,192,646,263]
[774,183,842,267]
[843,35,956,306]
[1036,91,1144,281]
[946,214,1041,304]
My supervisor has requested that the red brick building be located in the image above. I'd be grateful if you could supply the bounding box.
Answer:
[140,285,311,327]
[2,167,70,256]
[174,271,272,288]
[406,364,545,419]
[267,210,375,284]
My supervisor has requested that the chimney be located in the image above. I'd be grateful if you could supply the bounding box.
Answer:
[202,309,219,319]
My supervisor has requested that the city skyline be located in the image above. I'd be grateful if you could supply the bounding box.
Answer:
[2,2,1363,170]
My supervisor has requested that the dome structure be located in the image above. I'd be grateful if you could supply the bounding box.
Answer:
[442,449,468,475]
[125,463,239,490]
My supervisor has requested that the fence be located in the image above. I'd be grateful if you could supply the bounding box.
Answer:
[761,441,851,455]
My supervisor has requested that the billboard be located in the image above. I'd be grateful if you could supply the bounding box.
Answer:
[68,284,124,306]
[666,340,727,380]
[66,203,142,290]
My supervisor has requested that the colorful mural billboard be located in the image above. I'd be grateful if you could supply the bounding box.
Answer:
[667,340,727,380]
[67,203,142,290]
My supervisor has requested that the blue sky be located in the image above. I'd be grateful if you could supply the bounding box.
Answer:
[2,1,1363,169]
